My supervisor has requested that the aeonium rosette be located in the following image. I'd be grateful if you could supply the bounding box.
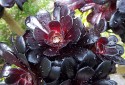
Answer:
[93,35,125,65]
[25,2,85,56]
[0,43,38,85]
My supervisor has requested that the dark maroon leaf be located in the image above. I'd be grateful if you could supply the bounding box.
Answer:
[60,15,73,35]
[33,28,47,44]
[65,18,83,43]
[4,68,25,84]
[5,73,20,84]
[49,21,61,33]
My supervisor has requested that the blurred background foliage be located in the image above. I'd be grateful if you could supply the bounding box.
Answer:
[0,0,125,70]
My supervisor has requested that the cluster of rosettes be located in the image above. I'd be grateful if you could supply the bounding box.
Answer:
[56,0,125,43]
[0,1,125,85]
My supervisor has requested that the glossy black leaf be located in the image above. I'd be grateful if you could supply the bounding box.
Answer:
[110,11,125,29]
[79,50,97,68]
[76,67,95,81]
[27,51,41,64]
[61,57,76,79]
[15,36,26,53]
[94,61,112,79]
[48,66,61,81]
[39,57,51,78]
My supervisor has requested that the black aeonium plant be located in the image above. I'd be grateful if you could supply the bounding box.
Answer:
[0,1,125,85]
[25,2,85,56]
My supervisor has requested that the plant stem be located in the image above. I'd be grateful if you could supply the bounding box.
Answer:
[2,9,24,36]
[117,65,125,74]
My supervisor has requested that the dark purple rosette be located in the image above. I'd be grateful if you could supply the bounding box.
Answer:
[92,35,125,65]
[25,2,85,56]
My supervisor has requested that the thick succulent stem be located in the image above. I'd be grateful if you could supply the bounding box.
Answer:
[117,65,125,74]
[2,9,24,35]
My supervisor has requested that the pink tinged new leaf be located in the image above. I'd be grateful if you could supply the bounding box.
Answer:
[49,21,61,33]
